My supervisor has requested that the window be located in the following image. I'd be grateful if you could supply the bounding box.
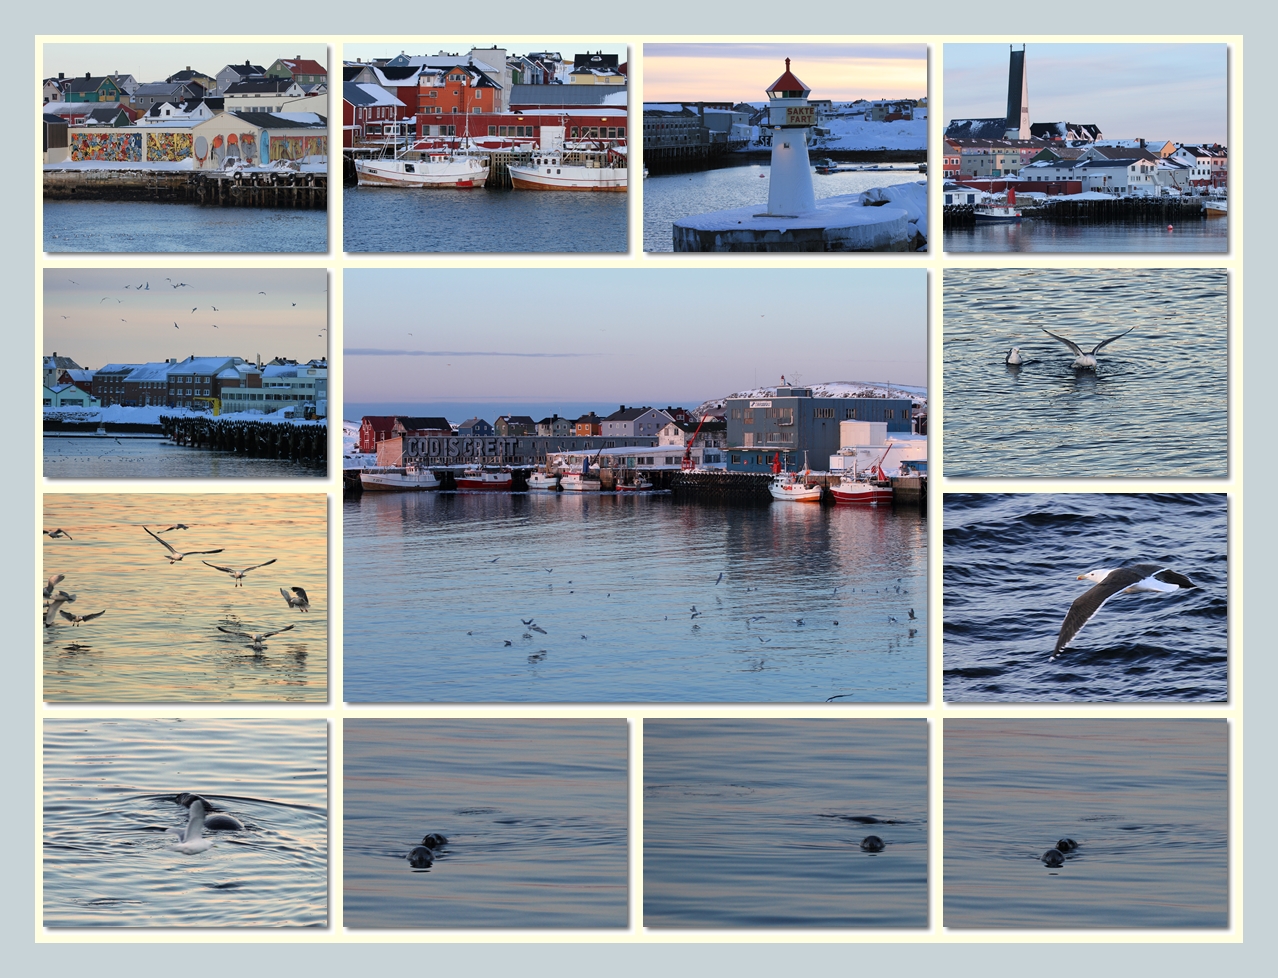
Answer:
[814,407,835,419]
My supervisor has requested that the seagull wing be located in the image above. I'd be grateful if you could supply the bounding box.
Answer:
[1040,327,1085,357]
[203,561,237,574]
[260,624,296,639]
[280,587,293,603]
[1053,571,1144,654]
[46,573,65,590]
[59,610,77,622]
[291,586,309,602]
[217,625,254,638]
[144,525,179,554]
[1089,326,1136,355]
[239,559,277,574]
[1153,569,1196,589]
[80,610,106,622]
[180,549,224,557]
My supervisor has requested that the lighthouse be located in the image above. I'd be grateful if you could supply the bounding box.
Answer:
[762,58,817,217]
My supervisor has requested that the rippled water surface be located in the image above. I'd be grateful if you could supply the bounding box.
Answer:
[344,493,927,703]
[943,217,1227,253]
[644,719,927,928]
[44,435,326,479]
[44,201,327,253]
[43,494,328,702]
[944,720,1228,928]
[344,186,627,253]
[943,268,1228,478]
[643,166,922,252]
[44,719,328,927]
[344,719,628,928]
[943,493,1227,702]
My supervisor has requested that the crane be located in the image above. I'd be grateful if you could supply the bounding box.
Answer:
[681,415,712,471]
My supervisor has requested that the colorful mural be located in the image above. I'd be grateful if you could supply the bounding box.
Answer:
[266,133,327,162]
[199,131,261,168]
[68,131,142,162]
[146,131,192,162]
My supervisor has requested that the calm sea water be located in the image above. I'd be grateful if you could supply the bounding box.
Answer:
[344,493,927,703]
[43,494,328,703]
[43,718,328,927]
[944,720,1228,928]
[943,217,1227,253]
[344,719,628,928]
[942,268,1229,478]
[343,186,627,253]
[44,201,327,253]
[644,719,928,928]
[643,166,922,252]
[44,435,325,479]
[943,494,1227,702]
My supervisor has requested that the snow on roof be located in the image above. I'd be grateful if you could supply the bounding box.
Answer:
[127,362,173,382]
[350,82,405,108]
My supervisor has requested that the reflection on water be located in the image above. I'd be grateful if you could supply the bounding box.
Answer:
[944,720,1228,928]
[344,492,927,703]
[44,435,325,479]
[43,494,328,702]
[344,719,628,928]
[44,719,328,927]
[44,200,327,253]
[644,719,928,928]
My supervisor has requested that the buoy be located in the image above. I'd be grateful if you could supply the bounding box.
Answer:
[1168,225,1173,231]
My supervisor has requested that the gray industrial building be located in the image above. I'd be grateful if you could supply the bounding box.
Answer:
[724,386,913,472]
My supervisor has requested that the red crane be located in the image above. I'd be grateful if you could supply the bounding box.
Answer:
[681,415,711,471]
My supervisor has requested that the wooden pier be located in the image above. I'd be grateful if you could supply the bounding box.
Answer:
[159,416,327,466]
[44,168,327,209]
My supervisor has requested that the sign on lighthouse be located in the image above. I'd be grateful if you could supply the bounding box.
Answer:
[762,58,817,217]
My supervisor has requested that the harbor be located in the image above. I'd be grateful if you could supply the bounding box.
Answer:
[44,165,327,208]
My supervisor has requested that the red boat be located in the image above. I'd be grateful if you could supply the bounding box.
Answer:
[455,466,513,490]
[830,443,893,506]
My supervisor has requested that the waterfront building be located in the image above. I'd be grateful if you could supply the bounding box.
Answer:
[123,361,178,406]
[343,82,408,147]
[43,353,82,389]
[457,417,494,436]
[573,413,603,436]
[1172,144,1227,189]
[222,78,308,112]
[657,419,727,450]
[494,415,536,436]
[43,384,97,408]
[536,414,574,437]
[359,416,398,453]
[165,356,246,410]
[723,386,912,473]
[91,364,143,406]
[602,406,673,438]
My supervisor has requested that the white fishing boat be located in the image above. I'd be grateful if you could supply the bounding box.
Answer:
[560,471,603,492]
[508,126,626,192]
[527,470,560,491]
[769,470,823,502]
[360,465,440,491]
[974,186,1022,222]
[355,153,488,189]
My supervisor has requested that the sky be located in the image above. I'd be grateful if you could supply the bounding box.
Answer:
[343,42,626,66]
[943,43,1227,144]
[44,269,328,369]
[43,43,327,85]
[643,43,926,104]
[343,268,926,409]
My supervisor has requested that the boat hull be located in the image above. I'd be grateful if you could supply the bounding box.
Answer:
[560,474,602,492]
[456,475,513,490]
[360,468,440,491]
[508,165,627,192]
[830,482,893,506]
[355,158,488,189]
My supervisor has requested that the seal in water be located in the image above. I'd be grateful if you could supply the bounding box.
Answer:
[421,833,448,849]
[860,835,885,852]
[176,792,245,831]
[1056,838,1078,853]
[1041,848,1065,867]
[408,833,448,867]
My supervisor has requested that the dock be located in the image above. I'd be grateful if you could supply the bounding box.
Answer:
[160,416,327,466]
[944,194,1206,228]
[44,168,327,209]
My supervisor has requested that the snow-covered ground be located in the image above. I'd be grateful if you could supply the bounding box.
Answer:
[44,404,325,426]
[735,109,927,153]
[696,380,928,419]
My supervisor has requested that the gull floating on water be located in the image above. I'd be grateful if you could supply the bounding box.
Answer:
[203,558,277,586]
[144,525,223,563]
[167,798,214,854]
[1040,326,1136,370]
[1005,347,1023,366]
[217,623,295,650]
[280,586,310,611]
[1052,563,1196,657]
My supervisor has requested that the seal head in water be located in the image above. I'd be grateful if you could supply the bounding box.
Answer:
[1042,848,1065,867]
[860,835,885,852]
[1056,838,1078,853]
[408,845,434,868]
[421,833,448,849]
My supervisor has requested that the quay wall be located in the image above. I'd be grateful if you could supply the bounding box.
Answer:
[646,146,924,176]
[944,195,1206,227]
[160,415,326,466]
[45,168,327,209]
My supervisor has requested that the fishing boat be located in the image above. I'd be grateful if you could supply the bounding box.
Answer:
[455,466,513,490]
[974,186,1023,222]
[526,470,560,491]
[360,465,440,492]
[560,470,603,492]
[767,452,823,503]
[355,152,488,189]
[615,476,654,492]
[508,126,627,192]
[830,477,893,506]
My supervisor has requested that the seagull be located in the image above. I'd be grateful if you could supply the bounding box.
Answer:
[59,609,106,626]
[530,624,547,635]
[1040,326,1136,369]
[143,526,223,563]
[521,618,536,626]
[503,640,512,647]
[217,623,295,650]
[43,574,65,599]
[160,524,190,532]
[908,608,916,620]
[1006,347,1023,366]
[280,586,310,611]
[167,798,214,854]
[43,590,77,626]
[202,559,277,585]
[1052,563,1197,657]
[716,572,724,585]
[43,528,73,540]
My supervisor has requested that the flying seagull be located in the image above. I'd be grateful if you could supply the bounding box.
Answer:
[217,623,295,650]
[203,559,277,585]
[1040,326,1136,369]
[59,609,106,626]
[143,525,223,563]
[43,590,77,626]
[160,524,190,533]
[43,574,65,599]
[167,798,214,854]
[43,528,73,540]
[1052,563,1197,657]
[280,586,310,611]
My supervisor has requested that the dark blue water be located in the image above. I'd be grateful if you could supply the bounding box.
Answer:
[44,201,327,253]
[944,217,1227,253]
[943,493,1227,702]
[644,165,917,252]
[942,268,1229,478]
[944,719,1228,928]
[344,493,927,703]
[644,719,928,928]
[45,435,325,479]
[343,186,627,253]
[344,719,628,928]
[44,719,328,927]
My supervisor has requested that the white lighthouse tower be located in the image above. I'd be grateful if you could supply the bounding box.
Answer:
[762,58,817,217]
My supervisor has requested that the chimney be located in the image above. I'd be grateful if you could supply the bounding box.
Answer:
[58,72,64,79]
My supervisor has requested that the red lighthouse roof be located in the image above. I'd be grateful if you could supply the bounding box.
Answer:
[766,58,810,98]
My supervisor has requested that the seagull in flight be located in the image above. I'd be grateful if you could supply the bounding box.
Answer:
[43,528,73,540]
[44,590,76,626]
[1052,563,1196,658]
[59,609,106,626]
[43,574,65,599]
[217,623,295,650]
[143,525,223,563]
[280,586,310,611]
[167,798,214,854]
[203,558,277,586]
[160,524,190,532]
[1040,326,1136,370]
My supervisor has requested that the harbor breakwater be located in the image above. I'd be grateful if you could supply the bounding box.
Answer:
[44,168,327,209]
[944,194,1207,227]
[160,415,326,466]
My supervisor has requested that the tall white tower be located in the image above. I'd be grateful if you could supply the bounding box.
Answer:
[762,58,817,217]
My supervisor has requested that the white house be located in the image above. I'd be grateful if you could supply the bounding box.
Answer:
[43,383,98,408]
[136,100,216,127]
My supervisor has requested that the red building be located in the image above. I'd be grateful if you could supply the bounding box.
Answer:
[415,108,627,147]
[359,416,398,453]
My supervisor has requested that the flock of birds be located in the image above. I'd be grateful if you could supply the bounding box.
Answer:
[41,522,314,652]
[1005,325,1137,371]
